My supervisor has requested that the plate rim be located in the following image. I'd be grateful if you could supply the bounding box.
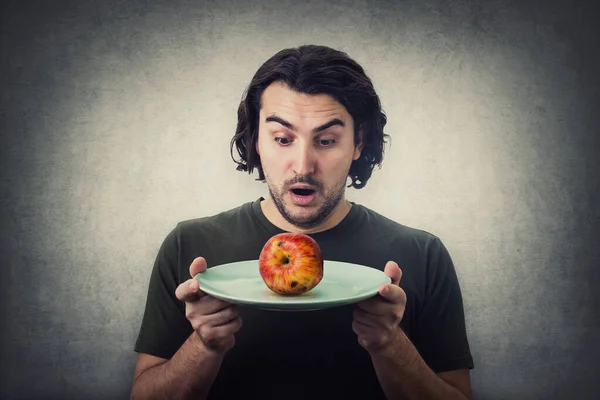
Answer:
[193,259,391,308]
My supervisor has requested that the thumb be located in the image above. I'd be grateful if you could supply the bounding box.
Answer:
[377,283,406,304]
[384,261,402,286]
[190,256,208,278]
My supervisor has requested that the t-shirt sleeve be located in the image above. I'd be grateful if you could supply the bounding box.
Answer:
[411,236,474,373]
[134,225,194,359]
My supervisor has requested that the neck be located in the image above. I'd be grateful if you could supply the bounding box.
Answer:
[260,197,352,234]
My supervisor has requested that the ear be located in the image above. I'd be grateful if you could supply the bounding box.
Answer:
[353,125,364,161]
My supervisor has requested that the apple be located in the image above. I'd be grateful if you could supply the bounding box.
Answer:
[258,232,324,295]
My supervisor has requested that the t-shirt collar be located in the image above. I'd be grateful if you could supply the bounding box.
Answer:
[249,197,362,240]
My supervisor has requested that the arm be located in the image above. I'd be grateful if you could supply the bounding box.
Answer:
[131,257,242,399]
[353,260,472,400]
[130,332,224,400]
[369,330,471,400]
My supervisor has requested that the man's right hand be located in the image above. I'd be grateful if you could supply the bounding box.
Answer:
[175,257,243,355]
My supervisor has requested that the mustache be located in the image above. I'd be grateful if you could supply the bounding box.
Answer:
[283,175,324,191]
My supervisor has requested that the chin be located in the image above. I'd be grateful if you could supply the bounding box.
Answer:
[283,207,315,221]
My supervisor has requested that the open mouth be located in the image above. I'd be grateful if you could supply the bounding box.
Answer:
[291,188,315,196]
[289,187,317,205]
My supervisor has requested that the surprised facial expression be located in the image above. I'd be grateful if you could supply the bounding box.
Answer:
[256,82,363,230]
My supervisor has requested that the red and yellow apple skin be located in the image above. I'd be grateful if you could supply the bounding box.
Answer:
[258,233,324,295]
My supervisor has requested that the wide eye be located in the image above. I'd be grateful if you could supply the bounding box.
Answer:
[274,137,292,146]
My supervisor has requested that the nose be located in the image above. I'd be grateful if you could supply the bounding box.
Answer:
[292,141,316,176]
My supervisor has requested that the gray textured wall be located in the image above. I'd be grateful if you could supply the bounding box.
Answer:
[1,0,598,399]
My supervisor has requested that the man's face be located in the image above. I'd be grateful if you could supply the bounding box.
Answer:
[256,82,363,230]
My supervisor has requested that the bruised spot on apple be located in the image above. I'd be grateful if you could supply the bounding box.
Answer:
[258,232,324,296]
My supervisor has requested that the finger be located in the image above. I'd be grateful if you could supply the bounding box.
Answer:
[203,305,240,328]
[355,297,387,316]
[384,261,402,286]
[352,317,372,335]
[352,319,381,349]
[185,295,232,324]
[175,279,206,302]
[200,295,236,315]
[190,256,208,277]
[353,307,381,327]
[200,315,243,343]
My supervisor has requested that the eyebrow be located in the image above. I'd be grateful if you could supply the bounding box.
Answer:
[265,115,345,134]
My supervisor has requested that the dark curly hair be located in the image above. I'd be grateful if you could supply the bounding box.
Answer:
[230,45,390,189]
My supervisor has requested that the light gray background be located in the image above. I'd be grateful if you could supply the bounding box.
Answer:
[1,0,598,399]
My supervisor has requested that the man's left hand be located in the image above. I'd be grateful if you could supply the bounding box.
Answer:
[352,261,407,354]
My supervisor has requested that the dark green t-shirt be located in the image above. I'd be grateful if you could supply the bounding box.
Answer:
[134,198,474,399]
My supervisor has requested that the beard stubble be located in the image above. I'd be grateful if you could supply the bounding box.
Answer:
[267,174,347,230]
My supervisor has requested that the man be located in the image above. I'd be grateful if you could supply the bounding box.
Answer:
[130,45,474,399]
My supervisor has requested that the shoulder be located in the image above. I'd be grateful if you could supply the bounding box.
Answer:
[355,204,442,250]
[174,201,253,237]
[349,204,459,283]
[161,201,261,268]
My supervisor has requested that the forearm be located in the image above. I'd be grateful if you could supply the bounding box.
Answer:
[370,331,468,400]
[131,332,224,400]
